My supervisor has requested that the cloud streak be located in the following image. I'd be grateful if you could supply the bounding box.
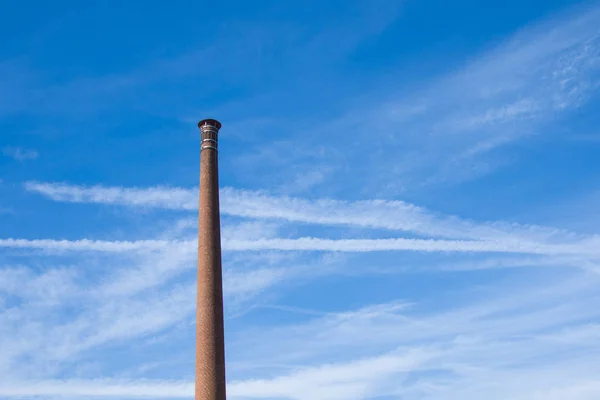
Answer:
[0,379,193,398]
[221,272,600,400]
[242,3,600,191]
[3,235,600,257]
[3,4,600,398]
[24,181,586,245]
[4,271,600,400]
[2,146,39,161]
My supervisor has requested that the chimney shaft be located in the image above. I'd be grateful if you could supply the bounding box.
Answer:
[196,119,226,400]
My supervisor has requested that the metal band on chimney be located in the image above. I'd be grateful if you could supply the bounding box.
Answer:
[198,119,221,152]
[201,139,218,152]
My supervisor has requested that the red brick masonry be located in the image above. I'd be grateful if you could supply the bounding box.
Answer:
[196,119,227,400]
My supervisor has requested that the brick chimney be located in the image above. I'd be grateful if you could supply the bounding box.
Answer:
[196,118,226,400]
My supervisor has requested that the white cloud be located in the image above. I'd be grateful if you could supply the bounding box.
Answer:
[3,271,600,399]
[227,349,435,400]
[3,4,600,398]
[24,181,197,210]
[12,182,600,262]
[221,272,600,400]
[224,236,600,256]
[0,260,291,381]
[3,235,600,257]
[24,182,586,245]
[224,268,288,299]
[240,4,600,191]
[2,146,39,161]
[0,220,303,381]
[0,379,193,398]
[0,237,187,253]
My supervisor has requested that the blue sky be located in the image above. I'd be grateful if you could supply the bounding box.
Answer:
[1,0,600,398]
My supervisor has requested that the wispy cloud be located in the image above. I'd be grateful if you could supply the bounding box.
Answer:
[0,379,193,398]
[220,4,600,193]
[3,270,600,399]
[0,253,293,381]
[2,146,39,161]
[0,212,308,382]
[24,181,585,245]
[3,2,600,398]
[24,182,197,210]
[3,1,401,123]
[0,237,184,253]
[3,235,600,257]
[221,272,600,400]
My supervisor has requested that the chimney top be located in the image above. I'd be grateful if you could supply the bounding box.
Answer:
[198,119,222,130]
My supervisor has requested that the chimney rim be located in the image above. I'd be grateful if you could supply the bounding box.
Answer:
[198,119,222,130]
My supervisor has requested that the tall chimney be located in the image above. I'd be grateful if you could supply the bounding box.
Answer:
[196,118,226,400]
